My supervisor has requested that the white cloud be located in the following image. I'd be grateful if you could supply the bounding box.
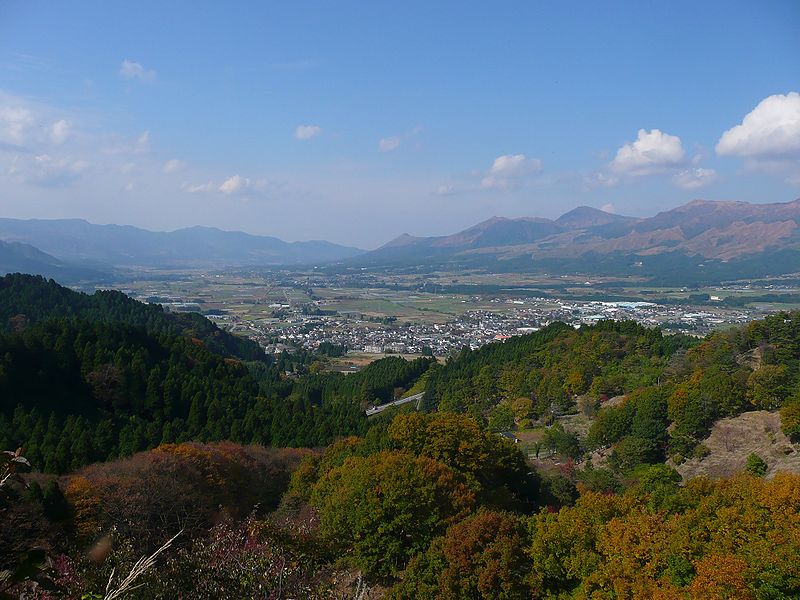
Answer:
[295,124,322,140]
[103,130,151,156]
[672,167,720,190]
[134,131,150,153]
[610,129,686,176]
[119,59,156,82]
[584,171,620,189]
[219,174,249,194]
[598,129,720,189]
[182,174,269,197]
[50,119,71,144]
[0,105,34,146]
[0,94,79,150]
[183,181,216,194]
[601,203,616,214]
[436,184,456,196]
[378,126,424,153]
[8,153,89,187]
[716,92,800,158]
[218,174,268,196]
[715,92,800,186]
[162,158,186,174]
[0,92,260,208]
[379,136,401,152]
[481,154,542,189]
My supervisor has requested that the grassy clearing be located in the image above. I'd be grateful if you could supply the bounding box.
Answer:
[674,410,800,480]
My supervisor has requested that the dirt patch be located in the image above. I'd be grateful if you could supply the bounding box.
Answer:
[557,412,594,439]
[515,428,546,459]
[515,428,545,445]
[736,345,766,370]
[603,395,627,408]
[674,410,800,481]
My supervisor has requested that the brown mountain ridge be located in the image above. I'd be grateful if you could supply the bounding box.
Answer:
[364,199,800,279]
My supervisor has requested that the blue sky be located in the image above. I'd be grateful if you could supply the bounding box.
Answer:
[1,1,798,248]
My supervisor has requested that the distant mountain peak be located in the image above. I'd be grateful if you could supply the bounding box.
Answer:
[379,233,424,249]
[555,205,633,229]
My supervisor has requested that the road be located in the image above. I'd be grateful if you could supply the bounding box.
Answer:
[365,392,424,416]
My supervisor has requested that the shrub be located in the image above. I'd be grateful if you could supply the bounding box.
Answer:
[745,453,768,477]
[780,400,800,442]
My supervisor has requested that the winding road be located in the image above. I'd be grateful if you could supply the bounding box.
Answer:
[365,392,424,416]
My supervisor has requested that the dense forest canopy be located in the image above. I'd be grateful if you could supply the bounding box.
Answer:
[0,273,265,362]
[0,275,434,473]
[5,424,799,598]
[424,319,696,417]
[0,316,365,472]
[2,273,800,598]
[3,272,800,479]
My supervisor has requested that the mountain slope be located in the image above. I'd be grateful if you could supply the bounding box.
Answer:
[0,239,106,281]
[360,199,800,281]
[373,215,568,257]
[0,273,266,361]
[0,218,365,267]
[0,240,63,272]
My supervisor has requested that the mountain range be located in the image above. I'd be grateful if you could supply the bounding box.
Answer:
[360,198,800,282]
[0,218,364,274]
[1,198,799,283]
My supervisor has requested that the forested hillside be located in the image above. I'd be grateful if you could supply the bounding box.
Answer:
[583,311,800,471]
[0,274,265,362]
[0,276,435,473]
[424,319,696,416]
[423,313,800,474]
[4,418,799,598]
[0,317,365,472]
[2,279,800,598]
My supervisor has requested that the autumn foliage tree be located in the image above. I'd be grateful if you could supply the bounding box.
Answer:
[387,412,540,510]
[63,442,307,549]
[390,510,531,600]
[310,450,473,577]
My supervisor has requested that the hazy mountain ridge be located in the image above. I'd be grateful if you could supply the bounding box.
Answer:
[0,238,106,281]
[0,218,365,268]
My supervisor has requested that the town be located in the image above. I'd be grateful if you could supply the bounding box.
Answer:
[213,296,768,357]
[105,269,798,359]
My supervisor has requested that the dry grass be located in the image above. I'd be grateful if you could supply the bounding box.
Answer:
[675,410,800,480]
[102,530,181,600]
